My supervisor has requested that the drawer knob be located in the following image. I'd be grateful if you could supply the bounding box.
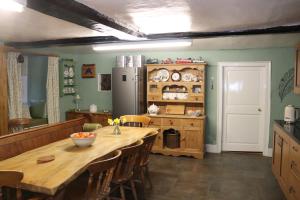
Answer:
[289,186,295,194]
[191,123,194,126]
[292,146,298,152]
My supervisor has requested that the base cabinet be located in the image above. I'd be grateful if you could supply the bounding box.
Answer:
[149,115,205,159]
[273,123,300,200]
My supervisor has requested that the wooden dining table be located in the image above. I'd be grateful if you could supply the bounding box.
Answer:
[0,126,158,196]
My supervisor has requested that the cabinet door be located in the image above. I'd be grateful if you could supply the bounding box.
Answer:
[294,47,300,94]
[273,131,282,178]
[182,130,204,150]
[281,137,290,188]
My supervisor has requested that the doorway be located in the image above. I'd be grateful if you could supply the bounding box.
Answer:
[217,62,271,156]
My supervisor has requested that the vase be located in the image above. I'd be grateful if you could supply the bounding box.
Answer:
[113,125,121,135]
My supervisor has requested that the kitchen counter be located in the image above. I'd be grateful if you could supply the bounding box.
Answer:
[274,120,300,144]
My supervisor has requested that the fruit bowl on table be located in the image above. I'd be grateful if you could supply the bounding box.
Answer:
[70,132,96,147]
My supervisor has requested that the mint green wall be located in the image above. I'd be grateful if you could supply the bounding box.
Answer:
[58,54,79,121]
[60,48,299,146]
[28,56,48,104]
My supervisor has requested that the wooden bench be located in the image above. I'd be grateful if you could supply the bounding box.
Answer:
[0,118,85,161]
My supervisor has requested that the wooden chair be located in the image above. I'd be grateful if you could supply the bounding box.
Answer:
[0,170,49,200]
[120,115,151,127]
[0,170,23,200]
[110,140,144,200]
[136,132,158,191]
[8,118,31,133]
[64,150,122,200]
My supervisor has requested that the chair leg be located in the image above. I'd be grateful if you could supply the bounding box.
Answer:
[145,165,153,190]
[16,188,22,200]
[130,180,138,200]
[119,185,126,200]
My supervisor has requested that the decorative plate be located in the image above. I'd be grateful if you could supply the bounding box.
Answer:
[182,73,193,82]
[157,69,169,82]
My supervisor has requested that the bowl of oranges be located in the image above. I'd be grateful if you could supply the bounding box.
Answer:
[70,132,96,147]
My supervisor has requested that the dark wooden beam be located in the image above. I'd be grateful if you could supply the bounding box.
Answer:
[6,25,300,48]
[5,36,121,48]
[26,0,145,38]
[147,25,300,39]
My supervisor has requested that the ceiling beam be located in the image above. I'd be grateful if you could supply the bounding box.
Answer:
[147,25,300,39]
[26,0,145,38]
[6,25,300,48]
[5,36,120,48]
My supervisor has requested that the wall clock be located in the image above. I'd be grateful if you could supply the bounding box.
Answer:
[171,71,181,81]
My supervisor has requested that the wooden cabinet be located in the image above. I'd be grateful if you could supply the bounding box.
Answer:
[294,45,300,94]
[66,110,112,126]
[289,139,300,200]
[272,123,300,200]
[149,115,205,159]
[146,63,206,159]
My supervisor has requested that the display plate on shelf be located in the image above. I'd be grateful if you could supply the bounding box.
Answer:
[157,69,169,82]
[182,73,193,82]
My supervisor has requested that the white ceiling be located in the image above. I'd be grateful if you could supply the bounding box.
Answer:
[0,7,106,42]
[76,0,300,34]
[24,33,300,54]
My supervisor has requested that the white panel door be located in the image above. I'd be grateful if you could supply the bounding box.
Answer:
[222,66,266,152]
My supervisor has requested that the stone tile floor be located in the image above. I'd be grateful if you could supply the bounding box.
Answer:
[145,152,285,200]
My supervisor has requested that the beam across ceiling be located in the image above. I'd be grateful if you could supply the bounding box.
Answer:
[26,0,145,39]
[5,36,120,48]
[147,25,300,40]
[6,24,300,48]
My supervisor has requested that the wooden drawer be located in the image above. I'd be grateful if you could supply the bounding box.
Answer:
[148,94,161,101]
[182,119,203,130]
[189,95,204,102]
[149,117,161,126]
[289,171,300,200]
[162,118,181,127]
[290,140,300,167]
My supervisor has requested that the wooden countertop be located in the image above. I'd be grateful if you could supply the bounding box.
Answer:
[274,120,300,144]
[145,114,206,119]
[0,126,158,195]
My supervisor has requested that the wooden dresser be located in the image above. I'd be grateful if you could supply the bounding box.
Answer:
[66,110,112,126]
[146,63,206,159]
[273,121,300,200]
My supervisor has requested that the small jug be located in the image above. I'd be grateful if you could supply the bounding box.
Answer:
[89,104,97,113]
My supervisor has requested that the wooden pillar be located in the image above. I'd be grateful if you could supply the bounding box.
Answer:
[0,46,8,136]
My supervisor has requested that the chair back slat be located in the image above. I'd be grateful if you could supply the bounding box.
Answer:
[120,115,151,127]
[113,140,144,183]
[139,133,157,166]
[85,150,122,199]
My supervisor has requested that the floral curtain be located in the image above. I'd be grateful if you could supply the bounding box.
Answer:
[47,57,60,123]
[7,52,23,119]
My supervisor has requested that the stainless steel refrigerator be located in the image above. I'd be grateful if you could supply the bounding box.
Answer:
[112,67,146,118]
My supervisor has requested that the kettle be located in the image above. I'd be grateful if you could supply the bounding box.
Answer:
[89,104,97,113]
[284,105,299,123]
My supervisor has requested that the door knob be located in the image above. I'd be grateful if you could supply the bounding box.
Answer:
[258,108,262,112]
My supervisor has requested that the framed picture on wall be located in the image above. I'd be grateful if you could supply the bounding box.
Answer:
[82,64,96,78]
[97,74,111,91]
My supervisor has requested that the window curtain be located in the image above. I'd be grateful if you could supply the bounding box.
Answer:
[21,56,31,118]
[7,52,23,119]
[47,57,60,124]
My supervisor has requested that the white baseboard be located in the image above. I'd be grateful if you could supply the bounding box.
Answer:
[206,144,220,153]
[263,148,273,157]
[206,145,273,157]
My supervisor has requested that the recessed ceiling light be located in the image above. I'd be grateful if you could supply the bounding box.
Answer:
[0,0,24,12]
[93,40,192,51]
